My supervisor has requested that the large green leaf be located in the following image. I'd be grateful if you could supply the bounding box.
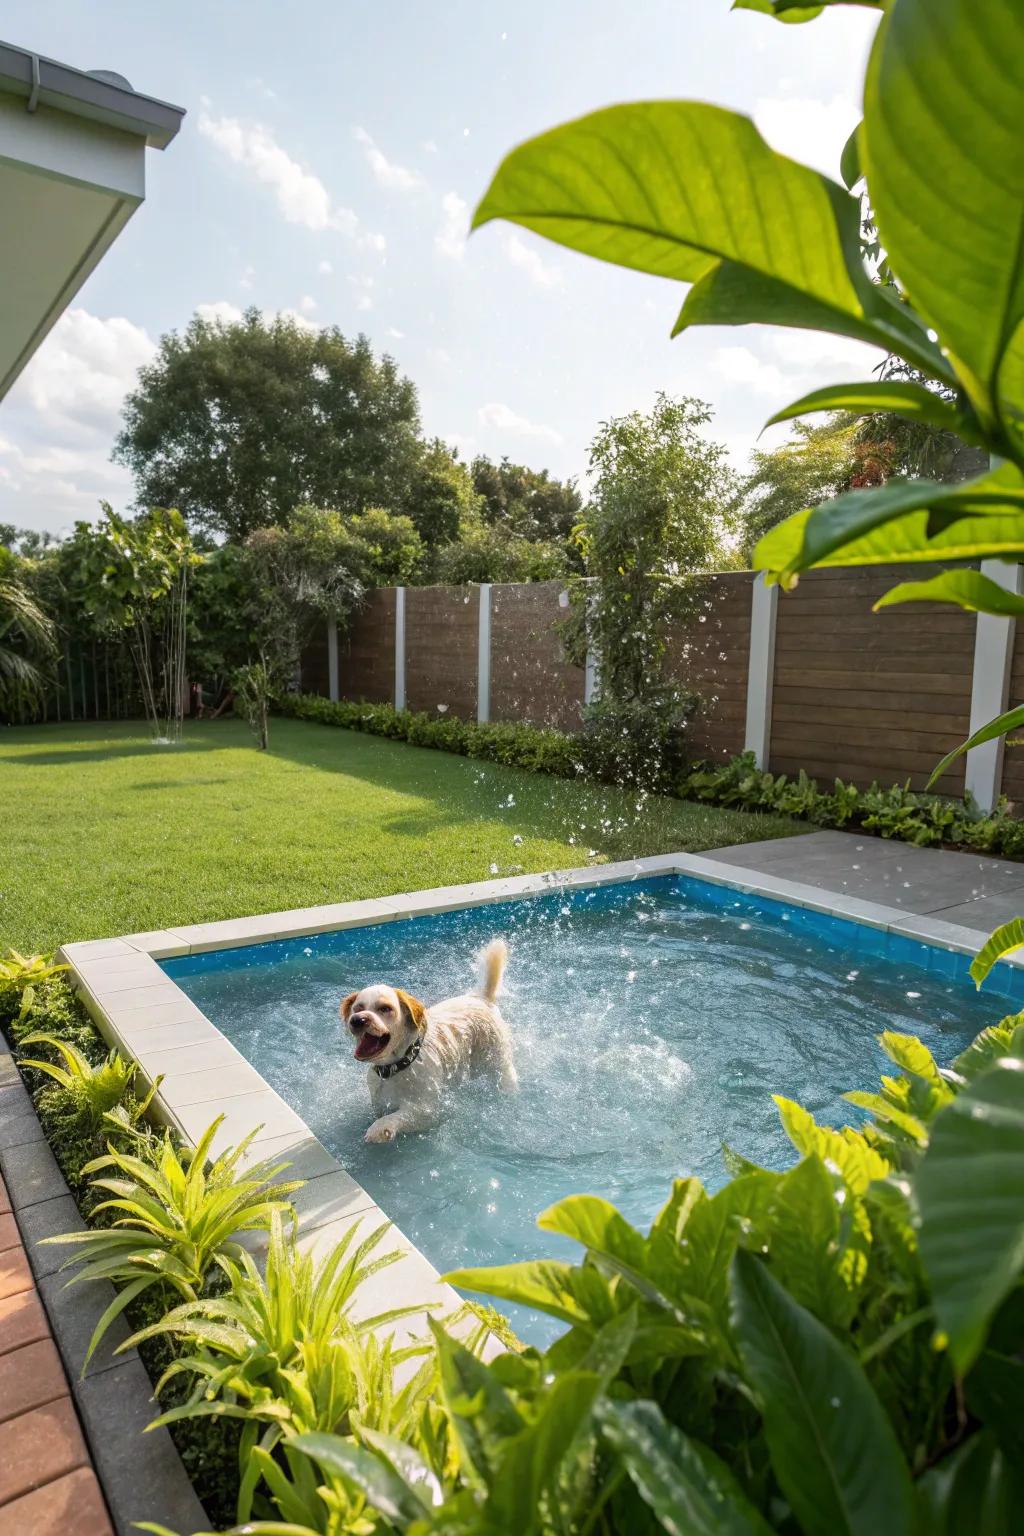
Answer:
[875,569,1024,620]
[487,1371,602,1534]
[735,0,886,19]
[966,1350,1024,1463]
[953,1015,1024,1083]
[863,0,1024,442]
[757,502,1024,582]
[754,464,1024,587]
[926,706,1024,792]
[443,1259,615,1328]
[970,919,1024,989]
[597,1399,775,1536]
[730,1249,914,1536]
[916,1059,1024,1371]
[766,1154,861,1327]
[471,102,953,377]
[289,1431,429,1526]
[765,380,973,435]
[916,1432,1024,1536]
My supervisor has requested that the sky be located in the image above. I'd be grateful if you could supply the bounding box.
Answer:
[0,0,882,536]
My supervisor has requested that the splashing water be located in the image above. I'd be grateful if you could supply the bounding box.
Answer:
[166,877,992,1342]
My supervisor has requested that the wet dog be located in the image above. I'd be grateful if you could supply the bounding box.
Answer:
[340,939,517,1143]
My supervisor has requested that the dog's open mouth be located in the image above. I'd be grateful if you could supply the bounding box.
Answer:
[354,1031,390,1061]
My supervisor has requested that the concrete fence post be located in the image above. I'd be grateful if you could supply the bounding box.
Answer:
[394,586,406,711]
[965,559,1022,811]
[744,573,778,770]
[477,584,492,723]
[327,617,340,702]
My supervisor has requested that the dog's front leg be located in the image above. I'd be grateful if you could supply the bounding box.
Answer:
[364,1113,407,1143]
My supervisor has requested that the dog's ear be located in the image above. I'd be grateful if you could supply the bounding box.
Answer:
[339,991,359,1021]
[395,989,428,1033]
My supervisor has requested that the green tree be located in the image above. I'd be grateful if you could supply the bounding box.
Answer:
[733,414,862,562]
[431,523,567,584]
[581,392,735,704]
[114,309,421,541]
[403,438,480,547]
[0,546,57,720]
[471,454,582,542]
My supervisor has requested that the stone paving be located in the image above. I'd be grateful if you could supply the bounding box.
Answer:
[701,829,1024,933]
[0,1135,113,1536]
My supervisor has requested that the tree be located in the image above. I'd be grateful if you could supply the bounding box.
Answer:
[470,455,582,542]
[580,392,735,701]
[403,439,480,547]
[431,523,567,584]
[0,546,57,720]
[114,309,421,541]
[733,414,864,562]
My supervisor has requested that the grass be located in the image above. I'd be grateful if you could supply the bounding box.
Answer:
[1,718,801,952]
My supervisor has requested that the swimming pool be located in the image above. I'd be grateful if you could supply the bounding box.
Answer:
[163,873,1008,1342]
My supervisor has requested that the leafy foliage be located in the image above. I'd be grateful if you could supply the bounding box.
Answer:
[43,1116,302,1369]
[114,309,422,542]
[0,554,58,721]
[15,1031,155,1134]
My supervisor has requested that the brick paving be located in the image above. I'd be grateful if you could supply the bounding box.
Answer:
[0,1164,113,1535]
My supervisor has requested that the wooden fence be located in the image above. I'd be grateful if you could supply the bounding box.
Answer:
[299,566,1021,809]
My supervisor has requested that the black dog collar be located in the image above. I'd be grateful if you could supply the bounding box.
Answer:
[374,1033,424,1080]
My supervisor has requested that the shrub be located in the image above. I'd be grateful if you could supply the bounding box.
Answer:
[15,1031,154,1135]
[577,693,697,790]
[43,1116,303,1369]
[679,752,1024,861]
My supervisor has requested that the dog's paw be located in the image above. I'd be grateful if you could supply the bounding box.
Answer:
[365,1120,396,1144]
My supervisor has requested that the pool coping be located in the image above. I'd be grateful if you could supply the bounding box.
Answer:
[57,846,1022,1354]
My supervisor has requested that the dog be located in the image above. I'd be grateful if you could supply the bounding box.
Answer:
[340,939,518,1143]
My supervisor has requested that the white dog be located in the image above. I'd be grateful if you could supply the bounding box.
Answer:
[340,939,517,1143]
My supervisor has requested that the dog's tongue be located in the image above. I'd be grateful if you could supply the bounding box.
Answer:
[355,1034,387,1061]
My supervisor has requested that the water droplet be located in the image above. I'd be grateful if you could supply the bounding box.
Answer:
[906,991,921,999]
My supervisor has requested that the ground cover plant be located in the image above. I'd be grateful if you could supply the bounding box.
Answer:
[0,717,798,952]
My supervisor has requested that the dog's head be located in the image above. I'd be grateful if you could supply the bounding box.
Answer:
[340,984,427,1065]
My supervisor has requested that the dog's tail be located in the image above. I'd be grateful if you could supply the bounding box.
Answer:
[476,938,508,1004]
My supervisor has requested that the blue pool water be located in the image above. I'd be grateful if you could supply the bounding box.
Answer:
[164,876,1015,1342]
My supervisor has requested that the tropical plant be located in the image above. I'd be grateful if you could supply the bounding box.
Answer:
[233,658,273,750]
[0,949,69,1024]
[0,561,58,719]
[15,1032,155,1133]
[126,1210,438,1523]
[472,0,1024,772]
[42,1115,302,1369]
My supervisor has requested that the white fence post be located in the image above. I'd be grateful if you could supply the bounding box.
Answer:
[744,573,778,770]
[965,560,1021,811]
[477,584,492,723]
[327,617,340,702]
[394,587,406,711]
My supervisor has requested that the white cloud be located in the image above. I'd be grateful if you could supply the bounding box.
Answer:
[0,308,156,530]
[348,274,375,313]
[239,264,256,291]
[353,126,423,192]
[711,345,789,398]
[421,138,439,155]
[198,109,359,234]
[478,402,562,445]
[504,231,562,288]
[385,326,405,340]
[299,294,317,314]
[435,191,468,261]
[317,259,334,275]
[753,92,859,182]
[196,300,245,326]
[13,308,155,429]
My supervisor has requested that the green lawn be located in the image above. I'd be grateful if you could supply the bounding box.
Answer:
[1,719,801,952]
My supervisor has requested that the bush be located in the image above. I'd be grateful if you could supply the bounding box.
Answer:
[578,693,697,790]
[680,751,1024,861]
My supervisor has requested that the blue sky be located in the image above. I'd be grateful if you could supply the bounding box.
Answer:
[1,0,880,534]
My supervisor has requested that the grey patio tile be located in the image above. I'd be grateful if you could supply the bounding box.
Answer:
[930,889,1024,933]
[887,913,987,954]
[76,1355,209,1535]
[155,1058,268,1108]
[0,1138,67,1209]
[170,1089,306,1158]
[134,1034,248,1078]
[0,1109,46,1152]
[16,1193,83,1278]
[38,1270,131,1377]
